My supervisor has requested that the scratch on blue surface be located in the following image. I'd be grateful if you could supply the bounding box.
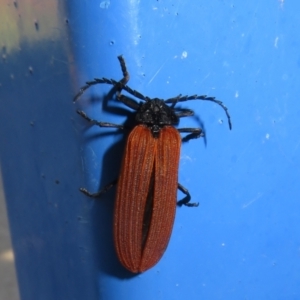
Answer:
[242,192,263,209]
[293,139,300,155]
[52,57,69,65]
[80,155,85,172]
[148,59,168,85]
[226,141,252,175]
[199,72,211,85]
[168,0,182,30]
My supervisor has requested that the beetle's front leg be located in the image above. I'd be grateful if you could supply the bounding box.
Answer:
[77,110,125,130]
[178,127,204,142]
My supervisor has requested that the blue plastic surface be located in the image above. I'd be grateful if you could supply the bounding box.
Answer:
[1,0,300,299]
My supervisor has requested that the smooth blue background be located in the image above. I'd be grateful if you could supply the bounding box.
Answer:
[0,0,299,299]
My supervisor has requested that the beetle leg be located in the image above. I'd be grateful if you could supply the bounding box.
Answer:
[177,127,204,142]
[175,109,194,118]
[117,56,164,103]
[177,183,199,207]
[120,85,149,102]
[117,55,130,86]
[77,110,125,129]
[117,94,140,110]
[80,179,118,198]
[117,56,149,103]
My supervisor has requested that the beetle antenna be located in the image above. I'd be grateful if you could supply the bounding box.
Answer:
[165,94,232,130]
[167,94,182,108]
[74,56,131,103]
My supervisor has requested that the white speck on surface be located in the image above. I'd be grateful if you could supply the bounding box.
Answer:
[100,1,110,9]
[274,36,279,48]
[235,91,239,98]
[181,51,188,59]
[221,243,225,247]
[266,133,270,139]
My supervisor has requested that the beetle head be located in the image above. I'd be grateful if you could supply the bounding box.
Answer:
[135,99,179,138]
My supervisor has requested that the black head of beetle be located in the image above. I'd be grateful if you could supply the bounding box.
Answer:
[135,99,179,138]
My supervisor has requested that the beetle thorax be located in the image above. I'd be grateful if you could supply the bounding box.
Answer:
[135,99,179,138]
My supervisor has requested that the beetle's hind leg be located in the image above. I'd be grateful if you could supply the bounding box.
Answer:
[80,179,118,198]
[177,183,199,207]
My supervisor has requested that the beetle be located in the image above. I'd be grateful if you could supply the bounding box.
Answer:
[74,56,232,273]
